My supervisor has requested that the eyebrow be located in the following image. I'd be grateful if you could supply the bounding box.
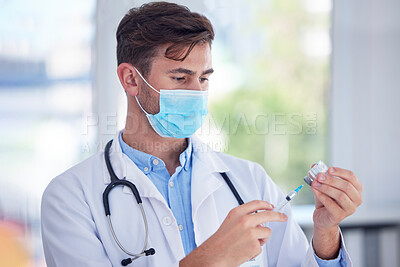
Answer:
[167,68,214,76]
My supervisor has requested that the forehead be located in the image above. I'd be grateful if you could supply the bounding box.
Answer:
[152,43,212,71]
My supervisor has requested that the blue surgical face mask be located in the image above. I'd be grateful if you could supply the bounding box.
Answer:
[133,67,208,138]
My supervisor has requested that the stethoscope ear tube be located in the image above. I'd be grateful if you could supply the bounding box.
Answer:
[105,140,119,182]
[145,248,156,255]
[121,248,156,266]
[103,183,113,216]
[121,258,132,266]
[220,172,244,205]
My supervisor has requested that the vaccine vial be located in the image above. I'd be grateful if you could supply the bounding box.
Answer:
[304,160,328,186]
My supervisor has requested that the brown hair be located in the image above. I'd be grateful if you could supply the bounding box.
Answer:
[116,1,215,77]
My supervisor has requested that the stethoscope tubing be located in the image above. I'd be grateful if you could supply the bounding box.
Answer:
[103,140,154,265]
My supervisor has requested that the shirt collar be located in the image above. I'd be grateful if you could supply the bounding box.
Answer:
[119,131,193,173]
[181,137,193,171]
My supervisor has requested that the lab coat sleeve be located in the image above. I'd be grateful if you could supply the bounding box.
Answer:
[252,162,353,267]
[41,174,112,267]
[305,230,352,267]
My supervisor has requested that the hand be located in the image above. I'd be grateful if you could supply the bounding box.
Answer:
[311,166,363,259]
[311,167,363,229]
[180,200,288,267]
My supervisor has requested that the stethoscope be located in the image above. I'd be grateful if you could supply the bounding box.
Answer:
[103,139,244,266]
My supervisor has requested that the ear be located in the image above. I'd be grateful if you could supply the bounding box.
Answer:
[117,63,140,96]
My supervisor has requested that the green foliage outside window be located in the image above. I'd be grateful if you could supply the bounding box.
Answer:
[208,0,331,204]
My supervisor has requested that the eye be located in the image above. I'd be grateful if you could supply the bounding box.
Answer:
[172,77,185,82]
[199,77,209,83]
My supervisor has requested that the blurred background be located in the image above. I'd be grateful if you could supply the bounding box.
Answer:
[0,0,398,266]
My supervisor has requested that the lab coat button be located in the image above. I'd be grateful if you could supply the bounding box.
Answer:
[178,225,184,231]
[144,167,149,172]
[153,159,159,165]
[169,181,174,188]
[163,216,172,226]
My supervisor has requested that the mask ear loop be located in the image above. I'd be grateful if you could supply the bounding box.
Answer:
[132,67,160,115]
[132,67,179,137]
[133,67,160,94]
[134,97,149,115]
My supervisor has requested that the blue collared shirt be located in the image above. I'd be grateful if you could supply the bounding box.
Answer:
[119,132,196,255]
[314,246,346,266]
[119,132,345,265]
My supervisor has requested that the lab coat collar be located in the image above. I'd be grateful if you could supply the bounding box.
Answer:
[190,135,230,174]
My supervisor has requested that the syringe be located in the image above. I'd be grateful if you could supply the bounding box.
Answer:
[274,185,303,211]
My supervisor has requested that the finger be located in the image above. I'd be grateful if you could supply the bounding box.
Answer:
[316,173,361,204]
[249,210,288,225]
[253,226,272,240]
[233,200,274,216]
[259,238,267,247]
[327,167,363,192]
[257,225,268,246]
[311,186,343,215]
[312,180,353,210]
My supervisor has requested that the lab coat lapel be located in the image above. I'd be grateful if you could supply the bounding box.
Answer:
[124,160,186,262]
[103,133,166,204]
[191,136,229,245]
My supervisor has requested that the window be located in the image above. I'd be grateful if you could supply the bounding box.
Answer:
[0,1,95,265]
[198,0,332,204]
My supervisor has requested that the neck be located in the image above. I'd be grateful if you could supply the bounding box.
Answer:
[123,104,188,175]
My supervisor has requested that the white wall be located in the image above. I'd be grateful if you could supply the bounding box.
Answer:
[331,0,400,211]
[93,0,130,147]
[331,0,400,266]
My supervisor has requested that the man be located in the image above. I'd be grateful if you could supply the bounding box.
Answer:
[41,2,363,266]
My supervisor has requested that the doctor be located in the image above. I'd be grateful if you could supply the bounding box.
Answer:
[41,2,363,267]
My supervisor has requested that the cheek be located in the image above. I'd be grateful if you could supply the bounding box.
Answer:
[146,92,160,114]
[140,84,160,114]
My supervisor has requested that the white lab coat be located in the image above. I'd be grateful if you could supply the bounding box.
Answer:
[41,133,352,267]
